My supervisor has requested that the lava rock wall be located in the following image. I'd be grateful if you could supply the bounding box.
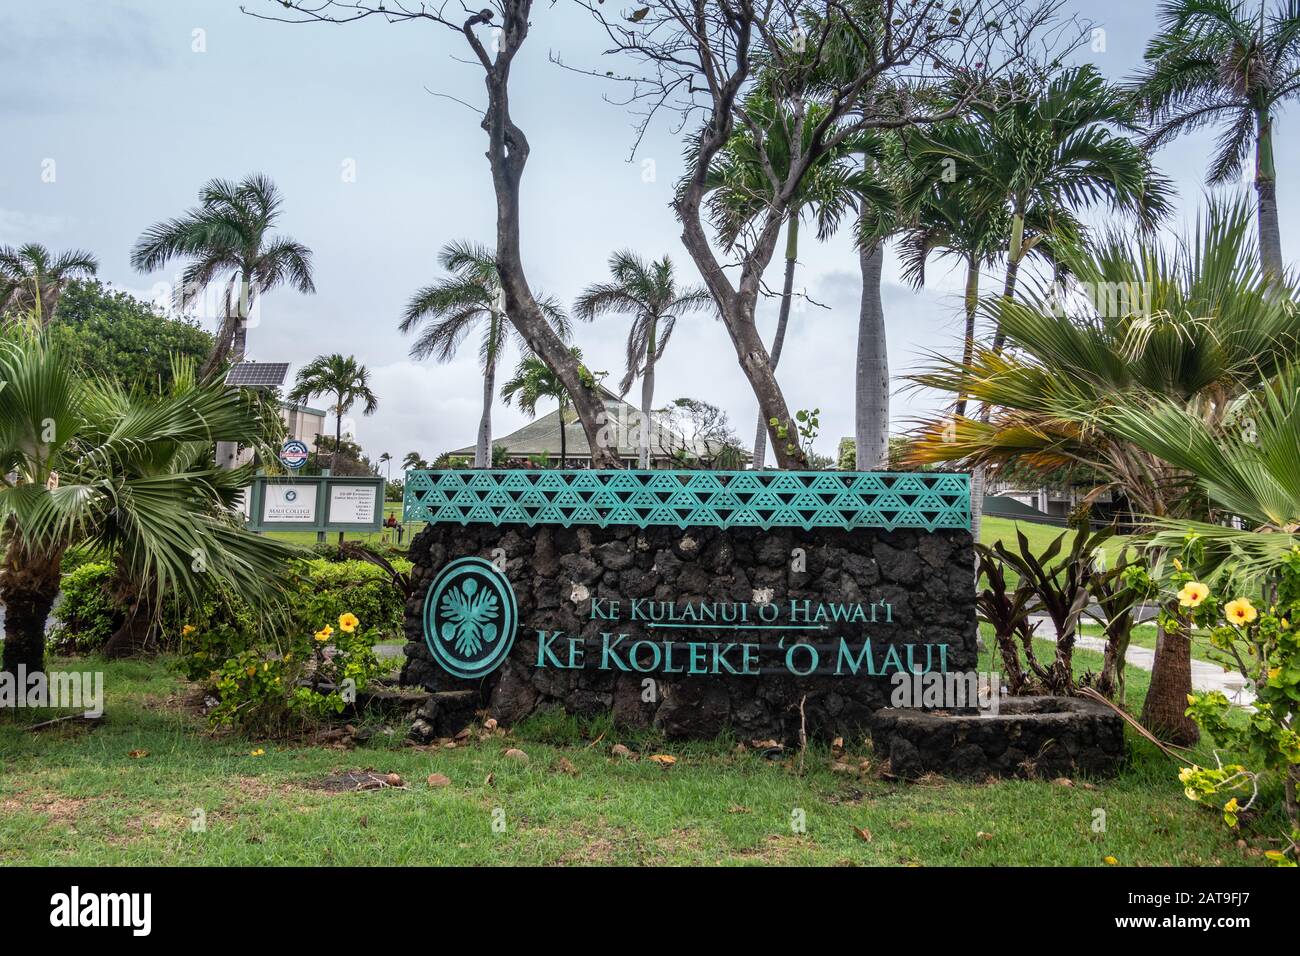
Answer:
[401,521,976,741]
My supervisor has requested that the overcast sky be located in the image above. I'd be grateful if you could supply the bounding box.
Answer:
[2,1,1293,466]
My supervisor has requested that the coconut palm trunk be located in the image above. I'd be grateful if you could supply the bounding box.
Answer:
[753,216,799,468]
[0,541,61,674]
[854,238,889,470]
[641,319,656,469]
[1256,110,1283,278]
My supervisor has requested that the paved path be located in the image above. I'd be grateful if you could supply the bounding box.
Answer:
[1027,615,1255,706]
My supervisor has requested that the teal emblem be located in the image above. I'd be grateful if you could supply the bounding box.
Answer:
[423,557,517,679]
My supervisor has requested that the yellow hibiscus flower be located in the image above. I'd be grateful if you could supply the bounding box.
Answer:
[338,612,360,633]
[1223,598,1258,626]
[181,624,196,637]
[1177,581,1208,608]
[314,624,334,642]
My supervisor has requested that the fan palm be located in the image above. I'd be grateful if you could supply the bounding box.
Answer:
[1131,0,1300,276]
[130,174,315,378]
[0,243,99,323]
[500,348,587,466]
[400,241,569,468]
[907,197,1300,742]
[0,327,295,673]
[574,252,712,468]
[288,354,379,473]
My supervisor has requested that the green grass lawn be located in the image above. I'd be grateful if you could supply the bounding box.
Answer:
[0,646,1273,866]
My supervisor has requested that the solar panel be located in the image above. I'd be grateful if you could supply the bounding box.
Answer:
[226,362,289,388]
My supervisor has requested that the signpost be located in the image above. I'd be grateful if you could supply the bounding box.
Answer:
[245,475,384,534]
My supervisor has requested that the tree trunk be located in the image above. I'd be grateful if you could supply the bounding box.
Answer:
[476,316,497,469]
[975,215,1024,542]
[641,320,655,469]
[854,238,889,470]
[1255,110,1283,279]
[102,579,156,660]
[1140,618,1200,745]
[0,541,62,675]
[471,4,620,469]
[1097,626,1130,705]
[990,210,1023,353]
[753,216,799,469]
[559,401,567,466]
[333,392,343,472]
[954,257,980,419]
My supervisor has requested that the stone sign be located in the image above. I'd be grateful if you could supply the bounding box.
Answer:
[400,470,975,742]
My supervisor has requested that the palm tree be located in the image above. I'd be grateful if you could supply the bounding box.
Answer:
[288,354,378,472]
[379,451,392,481]
[401,451,427,471]
[907,198,1300,743]
[1132,0,1300,276]
[706,92,862,467]
[130,174,315,378]
[0,243,99,323]
[400,241,569,468]
[971,66,1173,348]
[908,66,1171,538]
[0,328,295,673]
[574,252,712,468]
[501,348,586,466]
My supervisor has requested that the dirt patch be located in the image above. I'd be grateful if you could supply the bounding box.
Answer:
[303,770,408,793]
[1,789,89,825]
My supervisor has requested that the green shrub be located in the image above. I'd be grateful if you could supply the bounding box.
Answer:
[50,561,119,653]
[204,611,387,734]
[288,558,410,640]
[176,556,410,734]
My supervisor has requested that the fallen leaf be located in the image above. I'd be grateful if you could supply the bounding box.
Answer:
[427,773,451,788]
[385,773,403,787]
[483,718,498,731]
[128,749,150,759]
[504,748,529,762]
[977,831,994,841]
[611,743,632,757]
[484,772,495,787]
[359,815,368,828]
[556,757,578,776]
[1103,855,1119,866]
[727,805,751,814]
[648,754,677,766]
[853,826,873,842]
[1053,777,1073,787]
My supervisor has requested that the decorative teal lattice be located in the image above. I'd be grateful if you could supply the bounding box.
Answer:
[403,470,969,532]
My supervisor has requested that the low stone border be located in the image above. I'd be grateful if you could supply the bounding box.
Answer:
[869,696,1126,780]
